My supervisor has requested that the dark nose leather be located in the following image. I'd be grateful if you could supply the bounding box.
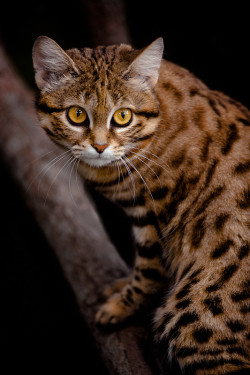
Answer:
[92,143,108,154]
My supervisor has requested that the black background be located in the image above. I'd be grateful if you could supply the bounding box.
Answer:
[0,1,249,373]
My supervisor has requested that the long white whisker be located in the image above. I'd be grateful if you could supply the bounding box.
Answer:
[43,153,75,205]
[120,157,136,201]
[124,155,156,211]
[128,150,162,186]
[26,149,72,192]
[129,146,171,173]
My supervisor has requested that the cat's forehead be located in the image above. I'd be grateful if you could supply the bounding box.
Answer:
[67,43,135,74]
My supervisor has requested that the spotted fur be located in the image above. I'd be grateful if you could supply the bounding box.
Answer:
[33,36,250,374]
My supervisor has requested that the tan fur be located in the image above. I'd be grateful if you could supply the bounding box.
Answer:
[33,36,250,374]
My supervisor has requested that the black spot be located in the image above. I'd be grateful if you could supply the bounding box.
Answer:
[237,189,250,209]
[137,242,162,259]
[176,298,192,310]
[204,296,223,315]
[211,239,233,258]
[227,319,246,333]
[238,244,250,260]
[36,102,63,114]
[176,347,198,358]
[171,150,186,168]
[133,286,142,294]
[214,213,230,231]
[151,186,169,200]
[134,110,159,119]
[234,160,250,174]
[115,195,145,207]
[222,123,239,155]
[194,185,224,217]
[192,327,213,343]
[191,216,206,248]
[217,338,238,346]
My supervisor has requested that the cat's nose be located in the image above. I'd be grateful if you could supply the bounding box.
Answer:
[92,143,109,154]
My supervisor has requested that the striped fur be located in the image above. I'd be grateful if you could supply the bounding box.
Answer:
[33,36,250,374]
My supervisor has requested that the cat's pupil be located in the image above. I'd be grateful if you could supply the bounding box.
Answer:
[77,109,81,117]
[121,111,125,119]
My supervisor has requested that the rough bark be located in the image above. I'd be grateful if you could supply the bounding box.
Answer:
[0,42,161,374]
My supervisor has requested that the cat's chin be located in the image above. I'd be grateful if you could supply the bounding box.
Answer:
[81,157,115,168]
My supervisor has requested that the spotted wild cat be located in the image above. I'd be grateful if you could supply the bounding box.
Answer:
[33,36,250,374]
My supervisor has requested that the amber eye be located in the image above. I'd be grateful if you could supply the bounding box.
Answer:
[112,108,132,126]
[66,106,87,125]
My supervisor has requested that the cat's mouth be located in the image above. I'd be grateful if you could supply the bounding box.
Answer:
[79,154,117,168]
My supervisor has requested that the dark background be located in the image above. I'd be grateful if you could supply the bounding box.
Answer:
[1,1,249,373]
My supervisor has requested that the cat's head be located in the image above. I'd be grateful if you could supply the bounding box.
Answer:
[32,36,163,168]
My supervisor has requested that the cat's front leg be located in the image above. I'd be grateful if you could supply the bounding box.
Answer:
[96,222,168,326]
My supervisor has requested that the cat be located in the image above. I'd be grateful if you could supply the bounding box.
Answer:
[33,35,250,374]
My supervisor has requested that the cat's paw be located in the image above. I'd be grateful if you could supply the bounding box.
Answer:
[103,276,131,298]
[95,293,135,326]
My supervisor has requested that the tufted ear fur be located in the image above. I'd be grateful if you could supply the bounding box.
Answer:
[32,36,79,91]
[125,37,164,90]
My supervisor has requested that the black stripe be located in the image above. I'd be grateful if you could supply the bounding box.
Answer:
[131,133,154,143]
[237,188,250,209]
[206,263,238,292]
[240,304,250,314]
[176,298,192,310]
[191,216,206,248]
[137,242,162,259]
[205,159,218,185]
[222,123,239,155]
[211,239,233,259]
[208,98,221,116]
[86,171,129,187]
[129,210,157,227]
[200,349,223,355]
[179,262,195,281]
[227,347,248,358]
[217,338,238,345]
[234,160,250,174]
[115,195,145,207]
[238,244,250,260]
[194,185,224,217]
[151,186,169,200]
[201,135,212,161]
[237,117,250,126]
[140,268,166,282]
[226,319,246,333]
[214,213,230,231]
[134,110,159,119]
[133,286,143,294]
[154,312,174,336]
[223,369,250,375]
[184,358,244,374]
[176,347,198,358]
[176,278,200,300]
[231,290,250,302]
[36,102,63,114]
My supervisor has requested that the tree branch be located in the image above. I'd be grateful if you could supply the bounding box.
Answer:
[0,42,161,374]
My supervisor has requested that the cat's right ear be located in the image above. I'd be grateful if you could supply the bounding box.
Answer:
[32,36,79,91]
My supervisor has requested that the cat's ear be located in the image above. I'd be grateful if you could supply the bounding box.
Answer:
[125,37,164,89]
[32,36,79,91]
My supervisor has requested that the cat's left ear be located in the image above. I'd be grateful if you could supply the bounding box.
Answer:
[32,36,79,91]
[125,37,164,89]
